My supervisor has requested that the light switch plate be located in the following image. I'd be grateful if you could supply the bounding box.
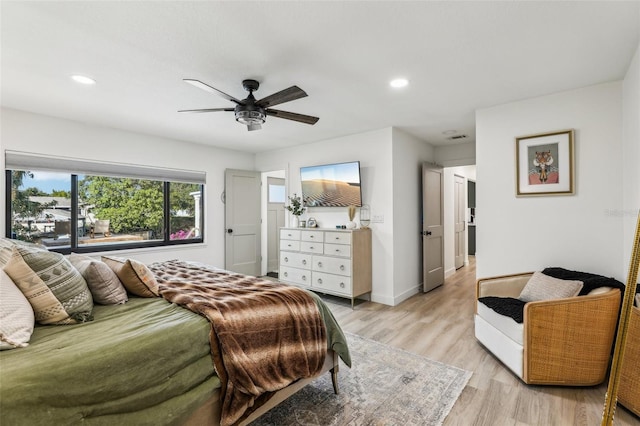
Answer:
[372,214,384,223]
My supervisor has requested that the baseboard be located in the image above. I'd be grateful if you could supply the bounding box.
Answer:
[445,267,456,278]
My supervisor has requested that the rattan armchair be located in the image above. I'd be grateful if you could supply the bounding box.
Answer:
[475,272,621,385]
[619,305,640,416]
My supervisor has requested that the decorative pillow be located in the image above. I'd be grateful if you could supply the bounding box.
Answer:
[542,267,624,296]
[102,256,159,298]
[0,238,46,267]
[3,247,78,324]
[11,245,93,323]
[0,269,35,349]
[69,253,128,305]
[518,271,583,303]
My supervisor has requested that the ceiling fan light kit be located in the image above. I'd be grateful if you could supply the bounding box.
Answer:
[180,78,319,131]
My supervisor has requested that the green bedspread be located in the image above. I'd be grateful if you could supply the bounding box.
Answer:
[0,298,218,426]
[0,287,349,426]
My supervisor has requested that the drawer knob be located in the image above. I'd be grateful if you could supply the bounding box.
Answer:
[284,257,289,262]
[335,249,340,252]
[302,275,307,281]
[302,259,307,265]
[318,262,323,267]
[340,265,345,271]
[310,246,314,249]
[310,235,314,238]
[283,272,288,277]
[340,282,345,288]
[317,278,323,284]
[335,237,340,240]
[288,244,292,247]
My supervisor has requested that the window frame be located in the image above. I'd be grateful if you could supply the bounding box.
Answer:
[5,171,204,254]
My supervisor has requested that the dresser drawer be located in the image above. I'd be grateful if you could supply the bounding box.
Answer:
[280,266,311,286]
[323,243,351,258]
[312,255,351,276]
[300,230,324,242]
[324,231,351,245]
[280,229,301,240]
[300,241,323,254]
[280,251,311,269]
[280,240,300,251]
[312,272,352,295]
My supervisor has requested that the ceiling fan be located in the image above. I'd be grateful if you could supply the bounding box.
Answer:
[179,79,319,131]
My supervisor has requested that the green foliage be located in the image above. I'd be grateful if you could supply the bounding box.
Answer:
[170,183,200,215]
[285,193,306,216]
[79,176,164,235]
[51,189,71,198]
[10,171,52,240]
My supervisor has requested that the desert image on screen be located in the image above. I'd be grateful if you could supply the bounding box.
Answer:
[301,162,362,207]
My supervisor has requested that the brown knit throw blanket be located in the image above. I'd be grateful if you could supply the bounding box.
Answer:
[150,260,327,426]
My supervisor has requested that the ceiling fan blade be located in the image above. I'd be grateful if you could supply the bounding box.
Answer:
[183,79,243,104]
[265,109,319,125]
[256,86,308,108]
[178,108,235,113]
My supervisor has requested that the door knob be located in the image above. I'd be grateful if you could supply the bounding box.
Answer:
[227,229,233,234]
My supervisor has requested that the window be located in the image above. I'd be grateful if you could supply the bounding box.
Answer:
[6,152,205,253]
[268,182,285,203]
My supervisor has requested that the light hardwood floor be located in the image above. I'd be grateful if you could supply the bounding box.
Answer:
[320,257,640,426]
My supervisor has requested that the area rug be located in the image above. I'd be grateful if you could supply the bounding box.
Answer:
[250,332,472,426]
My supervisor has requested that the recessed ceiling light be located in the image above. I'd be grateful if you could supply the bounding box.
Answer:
[443,130,457,135]
[71,75,96,85]
[389,78,408,88]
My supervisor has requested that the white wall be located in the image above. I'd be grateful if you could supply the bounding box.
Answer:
[443,165,476,277]
[622,43,640,277]
[435,142,476,167]
[391,128,435,304]
[255,128,397,304]
[476,82,624,281]
[0,108,255,266]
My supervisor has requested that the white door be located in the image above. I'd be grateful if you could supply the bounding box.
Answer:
[266,177,285,274]
[225,169,261,276]
[454,175,466,269]
[422,163,444,292]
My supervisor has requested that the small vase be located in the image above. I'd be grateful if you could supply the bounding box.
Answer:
[291,216,299,228]
[346,221,357,229]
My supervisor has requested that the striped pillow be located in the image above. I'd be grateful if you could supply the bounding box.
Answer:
[4,247,78,324]
[11,245,93,323]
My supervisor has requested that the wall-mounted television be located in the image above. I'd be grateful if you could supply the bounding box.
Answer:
[300,161,362,207]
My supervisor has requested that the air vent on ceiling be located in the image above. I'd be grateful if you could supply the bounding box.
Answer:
[448,134,468,140]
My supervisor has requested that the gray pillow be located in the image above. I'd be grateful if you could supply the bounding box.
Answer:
[519,271,583,302]
[69,253,128,305]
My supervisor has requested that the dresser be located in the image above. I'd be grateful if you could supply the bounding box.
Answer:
[279,227,372,307]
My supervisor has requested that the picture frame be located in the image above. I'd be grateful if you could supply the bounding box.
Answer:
[515,129,575,196]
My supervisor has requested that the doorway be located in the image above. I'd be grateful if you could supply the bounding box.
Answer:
[260,170,286,277]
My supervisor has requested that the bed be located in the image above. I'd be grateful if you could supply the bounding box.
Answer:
[0,245,350,426]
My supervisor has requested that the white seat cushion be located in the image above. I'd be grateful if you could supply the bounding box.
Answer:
[475,314,524,378]
[477,301,524,345]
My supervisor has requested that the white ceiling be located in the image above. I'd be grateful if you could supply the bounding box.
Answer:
[1,1,638,154]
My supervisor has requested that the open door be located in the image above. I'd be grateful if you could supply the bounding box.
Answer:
[454,174,466,269]
[422,163,444,292]
[225,169,261,276]
[266,176,285,275]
